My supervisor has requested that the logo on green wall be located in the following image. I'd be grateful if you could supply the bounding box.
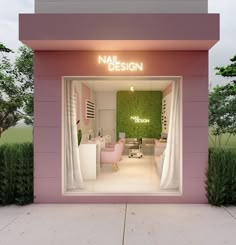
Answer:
[130,116,150,123]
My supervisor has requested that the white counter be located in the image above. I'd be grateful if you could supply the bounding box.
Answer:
[79,138,106,180]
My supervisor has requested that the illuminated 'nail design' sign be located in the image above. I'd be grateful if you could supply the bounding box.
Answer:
[98,56,143,72]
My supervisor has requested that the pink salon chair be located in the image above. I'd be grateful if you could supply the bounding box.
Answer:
[105,138,125,160]
[100,141,124,171]
[105,138,125,149]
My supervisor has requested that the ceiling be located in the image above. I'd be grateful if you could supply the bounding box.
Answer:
[76,79,173,92]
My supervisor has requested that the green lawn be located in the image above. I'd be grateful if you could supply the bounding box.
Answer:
[209,131,236,149]
[0,127,33,145]
[0,126,235,149]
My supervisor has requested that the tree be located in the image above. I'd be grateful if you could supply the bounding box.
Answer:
[0,44,23,137]
[209,84,236,146]
[0,44,34,138]
[15,46,34,125]
[0,43,12,53]
[209,55,236,146]
[216,55,236,77]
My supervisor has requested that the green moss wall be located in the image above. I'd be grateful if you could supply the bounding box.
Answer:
[117,91,162,139]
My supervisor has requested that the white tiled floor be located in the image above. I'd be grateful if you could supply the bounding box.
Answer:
[71,156,163,194]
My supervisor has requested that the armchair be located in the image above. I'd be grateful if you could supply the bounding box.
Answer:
[105,138,125,150]
[100,141,124,171]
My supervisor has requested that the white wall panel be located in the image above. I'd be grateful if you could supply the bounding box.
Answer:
[96,92,116,110]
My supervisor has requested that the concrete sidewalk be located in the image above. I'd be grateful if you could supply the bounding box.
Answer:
[0,204,235,245]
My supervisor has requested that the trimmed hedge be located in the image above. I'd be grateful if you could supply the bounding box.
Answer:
[206,148,236,206]
[0,143,33,205]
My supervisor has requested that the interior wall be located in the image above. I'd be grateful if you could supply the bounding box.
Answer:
[95,91,116,137]
[74,81,95,142]
[96,92,116,110]
[117,91,162,139]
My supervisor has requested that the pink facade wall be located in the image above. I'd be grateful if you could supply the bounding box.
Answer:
[19,14,219,51]
[34,51,208,203]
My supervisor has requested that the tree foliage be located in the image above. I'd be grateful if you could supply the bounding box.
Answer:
[0,44,23,137]
[216,55,236,77]
[15,46,34,125]
[0,43,13,53]
[0,44,33,138]
[209,55,236,146]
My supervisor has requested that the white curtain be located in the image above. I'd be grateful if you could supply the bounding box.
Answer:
[160,80,180,189]
[65,80,84,189]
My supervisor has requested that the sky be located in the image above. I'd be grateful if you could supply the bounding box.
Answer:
[0,0,235,87]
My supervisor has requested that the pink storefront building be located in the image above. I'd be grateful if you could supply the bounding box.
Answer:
[19,0,219,203]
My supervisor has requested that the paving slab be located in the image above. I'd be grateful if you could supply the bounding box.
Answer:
[0,205,30,231]
[0,204,125,245]
[124,204,236,245]
[224,206,236,219]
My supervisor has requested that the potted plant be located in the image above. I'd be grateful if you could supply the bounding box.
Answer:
[76,120,82,146]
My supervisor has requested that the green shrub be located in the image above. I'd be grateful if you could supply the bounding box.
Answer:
[206,148,236,206]
[77,129,82,146]
[0,143,33,205]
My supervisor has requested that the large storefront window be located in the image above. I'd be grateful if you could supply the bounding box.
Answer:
[62,77,182,195]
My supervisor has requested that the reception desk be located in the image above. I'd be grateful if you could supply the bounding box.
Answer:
[79,137,106,180]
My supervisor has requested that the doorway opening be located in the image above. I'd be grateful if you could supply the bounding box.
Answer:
[62,76,182,196]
